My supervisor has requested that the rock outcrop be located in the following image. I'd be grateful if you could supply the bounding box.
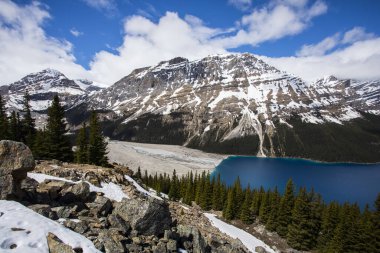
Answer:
[114,197,172,236]
[0,140,35,199]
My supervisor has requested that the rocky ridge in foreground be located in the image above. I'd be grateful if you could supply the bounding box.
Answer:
[0,140,289,253]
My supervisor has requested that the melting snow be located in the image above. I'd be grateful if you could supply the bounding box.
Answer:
[204,213,276,253]
[27,173,129,202]
[0,200,100,253]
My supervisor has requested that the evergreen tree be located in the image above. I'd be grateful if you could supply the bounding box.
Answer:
[276,179,295,237]
[135,167,142,179]
[75,122,88,163]
[168,169,180,200]
[20,91,35,146]
[8,111,20,141]
[184,171,194,205]
[88,111,108,166]
[259,190,271,224]
[317,201,340,251]
[200,173,212,210]
[33,128,48,160]
[240,185,253,224]
[0,94,9,140]
[223,187,235,220]
[212,174,223,211]
[372,194,380,252]
[266,187,281,231]
[45,95,73,162]
[287,187,314,251]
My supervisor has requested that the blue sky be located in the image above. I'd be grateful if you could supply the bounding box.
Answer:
[2,0,380,85]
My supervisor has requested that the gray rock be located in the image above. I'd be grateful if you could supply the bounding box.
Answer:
[47,232,80,253]
[28,204,58,220]
[61,182,90,203]
[37,180,72,202]
[108,213,131,234]
[152,241,166,253]
[114,197,172,236]
[86,195,112,217]
[255,246,267,253]
[0,140,35,199]
[52,206,74,219]
[177,225,207,253]
[64,220,89,234]
[166,239,177,252]
[95,229,126,253]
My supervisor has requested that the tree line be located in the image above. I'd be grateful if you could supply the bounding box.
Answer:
[137,169,380,252]
[0,93,108,166]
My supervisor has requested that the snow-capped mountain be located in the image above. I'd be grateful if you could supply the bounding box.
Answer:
[1,68,103,112]
[77,53,380,161]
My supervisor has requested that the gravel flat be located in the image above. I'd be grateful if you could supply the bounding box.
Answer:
[107,140,226,176]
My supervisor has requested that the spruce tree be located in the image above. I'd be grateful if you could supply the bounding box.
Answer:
[0,94,9,140]
[45,95,73,162]
[287,187,314,251]
[21,91,35,146]
[33,128,48,160]
[184,171,194,205]
[266,187,281,231]
[240,185,253,224]
[276,178,295,237]
[75,122,88,163]
[9,111,20,141]
[168,169,180,200]
[88,111,108,166]
[212,174,223,211]
[223,187,235,220]
[200,173,212,210]
[259,190,271,224]
[374,194,380,252]
[317,201,340,251]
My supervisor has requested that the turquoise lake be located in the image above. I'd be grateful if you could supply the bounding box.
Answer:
[212,156,380,208]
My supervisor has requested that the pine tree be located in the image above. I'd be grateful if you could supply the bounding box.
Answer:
[223,187,235,220]
[259,190,271,224]
[200,173,212,210]
[0,94,9,140]
[135,167,142,179]
[276,179,295,237]
[287,187,314,251]
[88,111,108,166]
[33,128,48,160]
[45,95,73,162]
[168,169,180,200]
[20,91,35,146]
[240,185,253,224]
[8,111,20,141]
[317,201,340,251]
[75,122,88,163]
[372,194,380,252]
[266,187,281,231]
[212,174,223,211]
[184,171,194,205]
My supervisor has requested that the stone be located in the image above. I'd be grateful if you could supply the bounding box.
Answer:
[125,243,143,253]
[47,232,79,253]
[37,180,72,202]
[60,182,90,203]
[83,171,101,187]
[28,204,58,220]
[95,229,127,253]
[152,241,166,253]
[86,195,112,217]
[0,140,35,199]
[255,246,267,253]
[64,220,89,234]
[166,239,177,252]
[108,213,131,234]
[52,206,75,219]
[114,197,172,236]
[177,225,207,253]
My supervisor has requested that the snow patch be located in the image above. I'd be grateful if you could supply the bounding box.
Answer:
[0,200,100,253]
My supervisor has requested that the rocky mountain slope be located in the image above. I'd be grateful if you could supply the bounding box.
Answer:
[0,68,103,113]
[73,53,380,162]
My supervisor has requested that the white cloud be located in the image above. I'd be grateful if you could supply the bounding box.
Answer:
[261,37,380,82]
[81,0,116,12]
[342,26,374,44]
[70,28,83,37]
[88,12,228,84]
[0,0,87,85]
[217,0,327,48]
[229,0,252,11]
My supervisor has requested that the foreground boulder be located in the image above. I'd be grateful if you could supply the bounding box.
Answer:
[0,140,35,199]
[114,197,172,236]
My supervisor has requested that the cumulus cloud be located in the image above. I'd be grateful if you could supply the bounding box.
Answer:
[88,12,228,84]
[70,28,83,37]
[216,0,327,48]
[261,36,380,82]
[228,0,253,11]
[0,0,87,85]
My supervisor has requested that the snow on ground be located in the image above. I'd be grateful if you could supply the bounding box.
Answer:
[124,175,162,200]
[28,172,129,202]
[0,200,100,253]
[107,140,226,176]
[204,213,276,253]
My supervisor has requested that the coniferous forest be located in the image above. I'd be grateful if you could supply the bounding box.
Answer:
[137,169,380,252]
[0,93,108,166]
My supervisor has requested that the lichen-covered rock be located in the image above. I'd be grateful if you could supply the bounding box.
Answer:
[0,140,35,199]
[60,182,90,203]
[177,225,208,253]
[28,204,58,220]
[114,197,172,236]
[95,229,126,253]
[47,232,79,253]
